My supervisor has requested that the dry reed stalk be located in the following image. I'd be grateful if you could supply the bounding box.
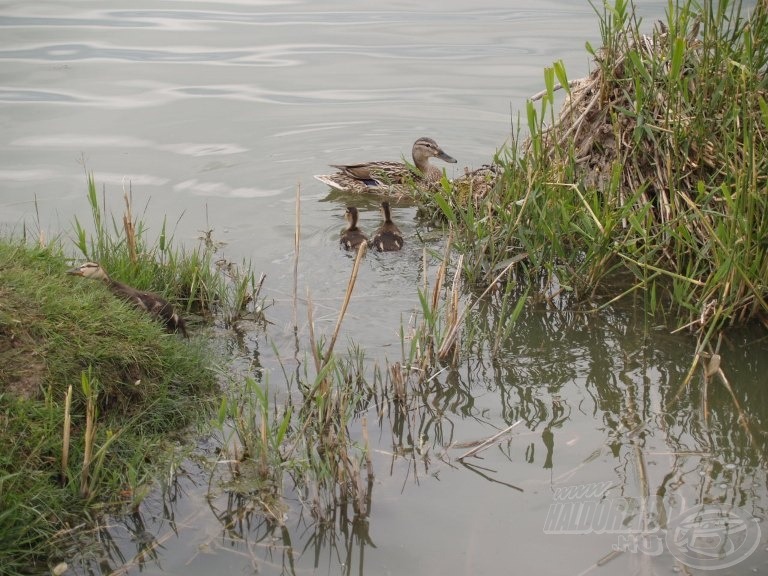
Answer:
[61,384,73,484]
[715,364,756,444]
[362,415,373,479]
[437,254,464,363]
[325,240,366,364]
[437,255,523,361]
[306,289,321,373]
[391,362,406,402]
[259,417,268,478]
[122,188,137,265]
[448,255,463,327]
[80,389,96,499]
[431,234,452,311]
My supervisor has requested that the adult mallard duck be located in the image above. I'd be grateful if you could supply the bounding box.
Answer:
[315,137,457,195]
[340,206,368,250]
[67,262,188,337]
[370,201,404,252]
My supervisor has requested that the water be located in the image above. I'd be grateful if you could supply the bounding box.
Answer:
[2,1,766,574]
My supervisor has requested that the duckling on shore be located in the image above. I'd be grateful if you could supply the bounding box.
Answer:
[340,206,368,250]
[67,261,188,337]
[369,201,404,252]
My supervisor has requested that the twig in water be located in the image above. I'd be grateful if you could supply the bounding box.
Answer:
[456,420,522,461]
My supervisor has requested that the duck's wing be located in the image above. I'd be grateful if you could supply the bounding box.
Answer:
[315,170,387,191]
[332,161,409,183]
[370,228,404,252]
[340,230,369,250]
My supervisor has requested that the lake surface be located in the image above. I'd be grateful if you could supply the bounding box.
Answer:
[1,1,767,575]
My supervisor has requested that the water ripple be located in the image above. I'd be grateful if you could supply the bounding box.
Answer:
[0,43,256,64]
[11,134,247,157]
[0,41,525,67]
[0,8,587,31]
[0,168,60,182]
[2,78,510,110]
[174,179,284,198]
[0,88,82,103]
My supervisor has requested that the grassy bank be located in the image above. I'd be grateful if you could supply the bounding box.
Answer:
[0,240,217,574]
[420,0,768,349]
[0,174,266,575]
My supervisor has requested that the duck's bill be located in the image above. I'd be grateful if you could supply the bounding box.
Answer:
[66,267,84,276]
[438,150,457,163]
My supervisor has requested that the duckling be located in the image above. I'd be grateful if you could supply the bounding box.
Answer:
[315,137,457,195]
[452,163,502,207]
[340,206,368,250]
[369,201,404,252]
[67,262,188,337]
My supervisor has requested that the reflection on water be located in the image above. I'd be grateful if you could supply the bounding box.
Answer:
[56,290,767,575]
[3,0,766,574]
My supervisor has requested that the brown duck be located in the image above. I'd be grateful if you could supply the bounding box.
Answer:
[315,137,457,195]
[340,206,368,250]
[67,261,188,337]
[369,201,404,252]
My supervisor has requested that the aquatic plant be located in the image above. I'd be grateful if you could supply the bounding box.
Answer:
[420,0,768,346]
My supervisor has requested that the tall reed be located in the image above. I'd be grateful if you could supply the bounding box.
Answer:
[421,0,768,346]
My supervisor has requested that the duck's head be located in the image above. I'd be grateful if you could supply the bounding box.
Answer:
[412,137,457,165]
[380,201,392,221]
[67,261,108,281]
[345,206,360,227]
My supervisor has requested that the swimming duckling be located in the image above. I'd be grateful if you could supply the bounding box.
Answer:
[340,206,368,250]
[369,201,404,252]
[315,137,457,195]
[67,261,188,337]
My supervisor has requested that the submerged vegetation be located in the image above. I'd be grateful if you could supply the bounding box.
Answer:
[421,0,768,346]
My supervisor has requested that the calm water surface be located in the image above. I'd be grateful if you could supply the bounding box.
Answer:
[1,1,766,575]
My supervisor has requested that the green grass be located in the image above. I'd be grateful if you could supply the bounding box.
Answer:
[72,172,266,326]
[0,168,271,574]
[0,239,219,574]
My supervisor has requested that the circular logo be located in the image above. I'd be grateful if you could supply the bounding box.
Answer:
[666,504,761,570]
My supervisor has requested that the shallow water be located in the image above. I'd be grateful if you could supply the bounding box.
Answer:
[2,1,767,574]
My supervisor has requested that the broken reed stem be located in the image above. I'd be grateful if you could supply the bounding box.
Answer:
[259,417,268,477]
[438,255,521,361]
[306,289,321,373]
[391,361,406,402]
[61,384,73,484]
[448,254,463,329]
[80,382,97,499]
[431,233,453,311]
[362,415,373,479]
[122,184,137,265]
[715,366,756,444]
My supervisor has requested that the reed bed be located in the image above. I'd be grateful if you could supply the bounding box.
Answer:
[419,0,768,349]
[210,208,374,527]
